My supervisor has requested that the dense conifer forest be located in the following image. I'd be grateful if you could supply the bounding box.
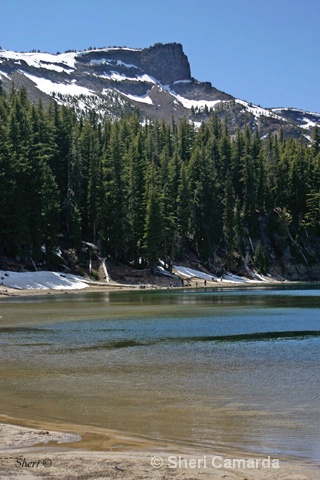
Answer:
[1,84,320,278]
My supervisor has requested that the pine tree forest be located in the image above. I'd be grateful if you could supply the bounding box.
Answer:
[1,85,320,278]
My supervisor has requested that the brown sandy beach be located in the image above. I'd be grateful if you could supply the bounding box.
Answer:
[0,418,318,479]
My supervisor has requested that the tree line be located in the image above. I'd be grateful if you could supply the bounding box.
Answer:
[0,84,320,274]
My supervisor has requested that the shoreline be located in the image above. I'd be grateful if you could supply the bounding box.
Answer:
[0,277,302,299]
[0,263,302,298]
[0,417,318,480]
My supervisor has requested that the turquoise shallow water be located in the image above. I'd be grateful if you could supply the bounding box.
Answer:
[0,285,319,461]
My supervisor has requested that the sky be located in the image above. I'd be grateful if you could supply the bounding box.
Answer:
[2,0,319,112]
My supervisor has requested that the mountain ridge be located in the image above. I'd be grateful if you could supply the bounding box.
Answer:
[0,42,319,138]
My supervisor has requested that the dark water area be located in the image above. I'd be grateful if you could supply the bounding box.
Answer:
[0,285,319,461]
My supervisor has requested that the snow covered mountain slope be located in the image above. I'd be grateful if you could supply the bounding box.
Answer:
[0,43,319,138]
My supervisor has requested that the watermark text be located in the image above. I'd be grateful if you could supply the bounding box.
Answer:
[151,454,280,470]
[15,457,52,468]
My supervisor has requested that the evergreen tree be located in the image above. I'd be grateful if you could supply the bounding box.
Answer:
[103,121,127,259]
[176,162,190,250]
[126,132,147,264]
[254,241,269,274]
[64,131,83,248]
[143,160,163,269]
[312,126,320,156]
[38,159,60,257]
[0,84,319,277]
[223,171,236,252]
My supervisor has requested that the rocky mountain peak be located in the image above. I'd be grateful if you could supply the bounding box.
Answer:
[140,42,191,84]
[0,42,319,139]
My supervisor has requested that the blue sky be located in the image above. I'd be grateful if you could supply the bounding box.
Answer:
[2,0,319,112]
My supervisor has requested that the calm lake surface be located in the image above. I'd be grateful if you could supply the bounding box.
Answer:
[0,285,319,461]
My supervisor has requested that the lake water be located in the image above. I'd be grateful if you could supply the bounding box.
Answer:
[0,285,319,461]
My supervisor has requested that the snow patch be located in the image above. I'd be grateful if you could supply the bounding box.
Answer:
[173,265,266,283]
[116,89,153,105]
[235,99,284,120]
[190,121,203,130]
[97,71,156,84]
[90,58,111,66]
[162,85,223,110]
[0,50,76,70]
[297,117,319,130]
[271,107,320,117]
[40,63,73,74]
[100,71,128,82]
[137,74,157,84]
[175,95,222,110]
[172,79,192,85]
[222,272,248,283]
[91,57,139,70]
[21,72,95,97]
[116,60,138,69]
[0,271,89,290]
[271,107,289,113]
[83,47,141,53]
[0,70,10,79]
[173,266,218,281]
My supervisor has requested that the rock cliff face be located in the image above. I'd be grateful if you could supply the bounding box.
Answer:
[140,43,191,84]
[0,43,319,137]
[76,42,191,85]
